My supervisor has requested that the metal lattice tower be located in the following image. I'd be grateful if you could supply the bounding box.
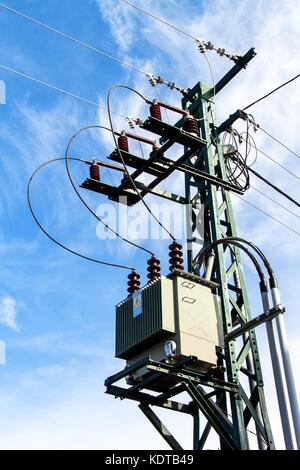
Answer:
[183,81,274,449]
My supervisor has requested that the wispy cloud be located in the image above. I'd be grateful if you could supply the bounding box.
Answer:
[0,296,19,331]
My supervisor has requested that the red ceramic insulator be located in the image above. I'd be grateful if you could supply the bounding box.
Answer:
[150,102,162,121]
[182,115,199,136]
[89,163,100,181]
[127,270,141,294]
[169,241,184,271]
[147,256,161,282]
[118,134,129,152]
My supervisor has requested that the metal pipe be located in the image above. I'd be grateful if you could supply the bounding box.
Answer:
[124,131,157,146]
[156,100,188,115]
[234,266,265,450]
[270,284,300,449]
[261,288,294,449]
[203,252,215,280]
[97,160,124,172]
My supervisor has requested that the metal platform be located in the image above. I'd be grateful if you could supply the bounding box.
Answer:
[105,355,252,450]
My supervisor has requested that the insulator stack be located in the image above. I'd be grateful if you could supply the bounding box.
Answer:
[89,162,100,181]
[169,241,184,272]
[150,102,162,121]
[182,115,199,136]
[118,134,129,152]
[127,270,141,294]
[197,39,207,54]
[147,256,161,282]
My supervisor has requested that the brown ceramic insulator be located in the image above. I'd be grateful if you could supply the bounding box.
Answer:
[150,102,162,121]
[182,115,199,136]
[169,241,184,271]
[147,256,161,282]
[89,163,100,181]
[127,270,141,294]
[118,134,129,152]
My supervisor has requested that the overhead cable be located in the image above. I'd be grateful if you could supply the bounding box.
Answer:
[243,73,300,111]
[258,126,300,161]
[0,2,146,76]
[27,157,134,270]
[65,124,154,255]
[233,194,300,237]
[0,63,126,118]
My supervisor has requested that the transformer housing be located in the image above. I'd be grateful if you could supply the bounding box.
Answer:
[115,270,222,390]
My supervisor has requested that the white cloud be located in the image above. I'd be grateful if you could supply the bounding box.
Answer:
[0,296,19,331]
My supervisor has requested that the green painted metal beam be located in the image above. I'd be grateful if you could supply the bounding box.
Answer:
[139,404,183,450]
[106,384,192,414]
[146,360,238,393]
[211,48,257,96]
[225,306,284,342]
[183,381,239,450]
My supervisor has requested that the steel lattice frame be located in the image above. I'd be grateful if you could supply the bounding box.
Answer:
[183,81,274,449]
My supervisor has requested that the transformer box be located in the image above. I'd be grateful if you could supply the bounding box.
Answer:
[115,271,222,391]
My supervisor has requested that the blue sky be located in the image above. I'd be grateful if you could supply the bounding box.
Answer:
[0,0,299,449]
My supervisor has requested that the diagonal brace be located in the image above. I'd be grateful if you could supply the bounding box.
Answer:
[183,380,239,449]
[139,404,183,450]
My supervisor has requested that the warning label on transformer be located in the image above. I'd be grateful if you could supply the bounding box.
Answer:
[132,291,142,318]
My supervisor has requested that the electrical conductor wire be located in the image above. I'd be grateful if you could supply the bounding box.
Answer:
[233,194,300,237]
[243,73,300,111]
[0,63,126,118]
[65,125,153,255]
[27,157,134,270]
[107,84,176,241]
[258,126,300,161]
[0,2,146,76]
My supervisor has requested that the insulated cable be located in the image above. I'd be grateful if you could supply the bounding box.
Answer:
[243,73,300,111]
[233,194,300,237]
[27,157,134,270]
[197,238,267,286]
[107,84,176,241]
[65,124,154,255]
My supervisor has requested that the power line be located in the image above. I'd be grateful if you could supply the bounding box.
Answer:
[65,124,154,256]
[234,194,300,237]
[251,185,300,220]
[0,63,126,118]
[121,0,197,40]
[107,84,176,242]
[255,144,300,181]
[258,126,300,161]
[0,1,196,101]
[248,166,300,208]
[243,73,300,111]
[240,134,300,181]
[121,0,217,102]
[27,157,134,270]
[0,2,146,77]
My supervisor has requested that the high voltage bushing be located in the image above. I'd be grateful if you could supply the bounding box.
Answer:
[169,241,184,271]
[147,255,161,282]
[127,270,141,294]
[118,132,129,152]
[89,161,100,180]
[182,114,199,136]
[149,101,162,121]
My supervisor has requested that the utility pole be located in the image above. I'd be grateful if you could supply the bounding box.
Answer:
[79,47,297,450]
